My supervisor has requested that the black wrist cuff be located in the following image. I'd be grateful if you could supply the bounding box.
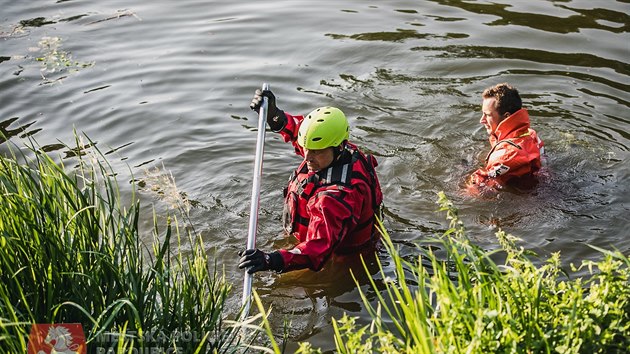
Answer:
[268,251,285,272]
[268,110,287,132]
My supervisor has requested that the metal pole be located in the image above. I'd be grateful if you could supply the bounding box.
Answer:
[242,82,269,318]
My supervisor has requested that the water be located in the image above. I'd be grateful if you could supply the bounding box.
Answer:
[2,0,629,351]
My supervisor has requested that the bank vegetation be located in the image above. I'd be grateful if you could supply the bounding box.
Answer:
[1,136,627,353]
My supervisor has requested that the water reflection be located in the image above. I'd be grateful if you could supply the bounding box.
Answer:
[580,88,630,109]
[326,29,469,42]
[0,117,37,144]
[414,45,630,78]
[257,248,383,343]
[19,17,55,28]
[431,0,630,33]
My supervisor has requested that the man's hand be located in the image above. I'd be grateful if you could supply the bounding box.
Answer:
[238,249,284,274]
[249,89,286,132]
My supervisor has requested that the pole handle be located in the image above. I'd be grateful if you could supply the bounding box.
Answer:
[241,82,269,318]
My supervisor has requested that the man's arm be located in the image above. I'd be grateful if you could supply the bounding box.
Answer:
[276,112,307,158]
[467,146,523,195]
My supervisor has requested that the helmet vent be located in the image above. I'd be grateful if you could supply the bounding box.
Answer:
[298,106,348,149]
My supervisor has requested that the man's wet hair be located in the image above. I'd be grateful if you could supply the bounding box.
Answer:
[482,83,522,117]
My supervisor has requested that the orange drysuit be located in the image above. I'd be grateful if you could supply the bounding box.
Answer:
[469,108,544,193]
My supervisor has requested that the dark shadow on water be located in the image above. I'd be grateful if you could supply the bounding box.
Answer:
[326,29,469,42]
[414,45,630,78]
[0,117,37,145]
[429,0,630,34]
[579,88,630,111]
[19,17,56,28]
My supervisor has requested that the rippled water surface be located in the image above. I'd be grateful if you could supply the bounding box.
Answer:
[2,0,629,350]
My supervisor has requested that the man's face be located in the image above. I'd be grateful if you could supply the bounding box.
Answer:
[480,97,503,135]
[304,147,335,172]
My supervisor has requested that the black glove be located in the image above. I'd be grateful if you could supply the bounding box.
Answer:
[249,89,287,132]
[238,249,284,274]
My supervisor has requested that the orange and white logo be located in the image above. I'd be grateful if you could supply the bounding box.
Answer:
[27,323,86,354]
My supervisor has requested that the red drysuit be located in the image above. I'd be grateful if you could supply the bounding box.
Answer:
[275,112,383,272]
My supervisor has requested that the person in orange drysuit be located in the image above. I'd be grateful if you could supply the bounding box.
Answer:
[238,89,383,274]
[468,83,545,194]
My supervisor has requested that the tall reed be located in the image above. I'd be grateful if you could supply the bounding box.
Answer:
[0,135,240,353]
[298,192,629,353]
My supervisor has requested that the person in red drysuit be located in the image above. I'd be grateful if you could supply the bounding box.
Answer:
[468,83,545,195]
[238,89,383,274]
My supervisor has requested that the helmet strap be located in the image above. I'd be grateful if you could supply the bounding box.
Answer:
[333,141,347,161]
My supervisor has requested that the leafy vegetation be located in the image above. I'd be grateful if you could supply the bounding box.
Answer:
[0,136,239,353]
[305,192,629,354]
[1,134,627,353]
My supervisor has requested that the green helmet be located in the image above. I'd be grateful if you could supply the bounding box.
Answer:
[298,107,349,150]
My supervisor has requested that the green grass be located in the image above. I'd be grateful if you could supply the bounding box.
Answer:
[2,133,628,353]
[297,192,630,354]
[0,135,240,353]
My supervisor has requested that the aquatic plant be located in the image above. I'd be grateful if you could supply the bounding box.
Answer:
[296,192,629,353]
[0,134,240,353]
[36,36,94,82]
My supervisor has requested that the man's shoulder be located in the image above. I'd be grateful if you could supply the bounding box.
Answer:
[487,140,525,164]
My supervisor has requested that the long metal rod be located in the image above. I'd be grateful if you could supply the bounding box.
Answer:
[241,82,269,318]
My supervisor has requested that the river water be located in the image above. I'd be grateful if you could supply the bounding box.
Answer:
[2,0,629,351]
